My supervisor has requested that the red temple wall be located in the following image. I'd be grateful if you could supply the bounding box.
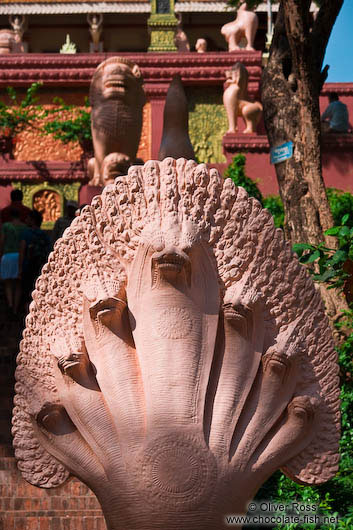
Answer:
[1,54,352,200]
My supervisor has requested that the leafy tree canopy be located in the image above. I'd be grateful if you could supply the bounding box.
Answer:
[226,0,321,10]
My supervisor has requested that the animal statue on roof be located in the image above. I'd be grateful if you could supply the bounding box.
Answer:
[87,56,146,186]
[221,2,259,52]
[13,155,339,529]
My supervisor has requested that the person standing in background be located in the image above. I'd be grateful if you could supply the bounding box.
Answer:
[321,92,349,133]
[51,200,78,245]
[21,209,51,307]
[0,208,26,317]
[1,189,31,224]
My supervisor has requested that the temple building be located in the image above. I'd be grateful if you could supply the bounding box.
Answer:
[0,1,278,53]
[0,0,352,225]
[0,3,352,529]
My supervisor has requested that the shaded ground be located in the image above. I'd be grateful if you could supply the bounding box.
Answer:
[0,284,22,447]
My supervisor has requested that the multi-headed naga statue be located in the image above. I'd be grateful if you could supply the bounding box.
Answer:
[13,158,340,529]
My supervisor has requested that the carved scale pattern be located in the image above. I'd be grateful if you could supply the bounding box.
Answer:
[13,158,339,489]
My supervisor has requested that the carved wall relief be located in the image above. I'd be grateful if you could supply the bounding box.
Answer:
[187,87,228,163]
[13,159,340,530]
[12,181,80,230]
[33,189,61,223]
[148,0,178,51]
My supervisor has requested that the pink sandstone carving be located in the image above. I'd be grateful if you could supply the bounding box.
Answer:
[9,15,26,52]
[175,14,190,52]
[87,14,103,52]
[0,29,16,54]
[223,62,263,134]
[87,57,146,186]
[13,158,340,529]
[195,38,207,53]
[221,2,258,52]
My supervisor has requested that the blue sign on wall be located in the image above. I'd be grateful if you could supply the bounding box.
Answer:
[270,141,294,164]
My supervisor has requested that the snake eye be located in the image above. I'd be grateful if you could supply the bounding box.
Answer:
[36,404,76,435]
[223,302,252,336]
[90,297,126,319]
[262,351,290,383]
[287,396,315,428]
[90,297,126,330]
[89,297,134,345]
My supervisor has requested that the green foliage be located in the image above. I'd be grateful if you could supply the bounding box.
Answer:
[42,97,92,145]
[0,83,42,137]
[263,195,284,229]
[258,188,353,232]
[226,0,320,11]
[327,188,353,229]
[293,214,353,290]
[225,154,263,203]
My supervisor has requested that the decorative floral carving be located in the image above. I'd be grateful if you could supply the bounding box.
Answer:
[187,87,228,163]
[12,181,80,229]
[33,189,61,223]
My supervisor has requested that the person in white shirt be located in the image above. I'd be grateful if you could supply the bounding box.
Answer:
[321,92,349,133]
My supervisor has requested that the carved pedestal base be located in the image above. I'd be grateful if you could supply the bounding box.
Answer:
[222,132,269,163]
[90,42,103,53]
[148,14,178,51]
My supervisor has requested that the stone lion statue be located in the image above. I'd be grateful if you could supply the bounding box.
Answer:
[223,61,263,134]
[221,2,258,52]
[13,158,339,529]
[88,56,146,186]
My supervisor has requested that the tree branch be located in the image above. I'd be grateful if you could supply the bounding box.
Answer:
[312,0,344,76]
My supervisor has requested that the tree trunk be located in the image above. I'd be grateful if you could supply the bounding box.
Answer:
[261,0,347,327]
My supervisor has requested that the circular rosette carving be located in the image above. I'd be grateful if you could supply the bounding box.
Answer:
[137,433,217,510]
[154,307,193,340]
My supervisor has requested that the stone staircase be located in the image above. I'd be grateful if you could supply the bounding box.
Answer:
[0,286,106,530]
